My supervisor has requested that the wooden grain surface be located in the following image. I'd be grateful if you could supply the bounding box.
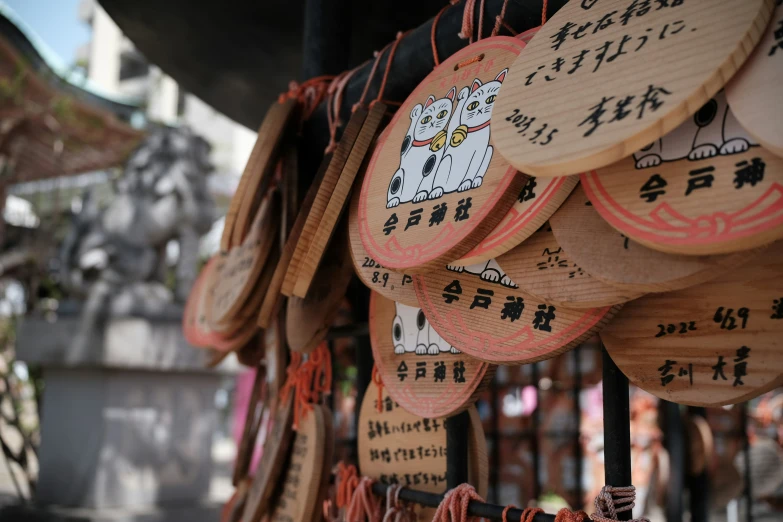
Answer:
[286,228,353,353]
[602,240,783,407]
[726,2,783,158]
[358,37,528,271]
[369,292,494,418]
[349,170,419,307]
[357,380,488,521]
[582,128,783,255]
[222,99,295,251]
[497,223,645,308]
[453,175,578,266]
[258,151,330,328]
[263,311,287,401]
[414,260,619,364]
[294,103,386,298]
[266,405,327,522]
[492,0,774,177]
[241,391,294,522]
[282,109,368,296]
[549,183,760,292]
[209,194,278,326]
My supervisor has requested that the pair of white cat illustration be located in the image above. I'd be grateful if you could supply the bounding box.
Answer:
[386,69,508,208]
[392,302,459,355]
[633,91,758,169]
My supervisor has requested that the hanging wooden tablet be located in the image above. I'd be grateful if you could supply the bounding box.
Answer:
[357,380,488,521]
[258,150,330,329]
[183,257,219,348]
[283,108,369,296]
[453,175,578,266]
[286,227,353,353]
[413,261,618,364]
[266,404,329,522]
[581,92,783,255]
[492,0,775,177]
[549,184,759,293]
[726,1,783,158]
[294,103,387,298]
[497,223,645,308]
[369,292,494,418]
[241,391,295,522]
[358,37,528,271]
[223,98,295,251]
[209,194,279,327]
[349,170,418,307]
[233,365,266,486]
[601,241,783,407]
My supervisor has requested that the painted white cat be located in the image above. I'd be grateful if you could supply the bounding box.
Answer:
[446,258,517,288]
[429,68,507,199]
[387,87,456,208]
[633,90,758,169]
[392,302,459,355]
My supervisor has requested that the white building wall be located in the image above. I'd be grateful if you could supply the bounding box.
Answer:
[85,5,121,95]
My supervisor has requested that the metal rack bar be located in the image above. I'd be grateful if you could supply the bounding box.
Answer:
[664,400,685,522]
[601,347,633,521]
[687,406,709,522]
[370,482,557,522]
[446,410,470,489]
[740,403,753,522]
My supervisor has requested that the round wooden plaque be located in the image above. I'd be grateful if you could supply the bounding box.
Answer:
[349,175,418,307]
[497,223,645,308]
[286,228,353,353]
[357,380,488,520]
[453,175,579,266]
[582,98,783,255]
[492,0,775,177]
[602,241,783,407]
[266,404,329,522]
[358,37,528,271]
[549,183,759,293]
[369,292,494,418]
[413,261,619,364]
[222,98,295,251]
[241,391,294,522]
[183,257,219,348]
[726,2,783,158]
[209,194,278,326]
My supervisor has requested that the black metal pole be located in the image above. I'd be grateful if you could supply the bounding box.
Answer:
[573,345,583,509]
[370,482,556,522]
[687,406,709,522]
[601,347,632,521]
[446,410,471,489]
[663,400,684,522]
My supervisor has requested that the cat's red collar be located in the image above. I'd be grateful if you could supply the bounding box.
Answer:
[412,137,434,147]
[467,120,491,133]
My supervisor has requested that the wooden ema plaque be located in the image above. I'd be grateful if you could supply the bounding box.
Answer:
[491,0,774,177]
[358,37,528,271]
[549,184,758,293]
[222,98,295,251]
[601,241,783,407]
[266,404,331,522]
[497,223,645,308]
[183,257,218,348]
[582,92,783,255]
[293,103,387,298]
[283,108,369,297]
[357,380,488,521]
[286,228,353,353]
[726,1,783,158]
[453,175,579,266]
[369,292,494,418]
[349,171,418,307]
[241,392,294,522]
[209,194,278,327]
[413,261,618,364]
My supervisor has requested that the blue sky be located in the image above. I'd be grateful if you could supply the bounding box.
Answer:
[5,0,89,65]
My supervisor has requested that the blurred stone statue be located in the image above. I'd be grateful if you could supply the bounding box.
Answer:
[59,126,214,356]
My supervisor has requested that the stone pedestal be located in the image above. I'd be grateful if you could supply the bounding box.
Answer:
[16,312,231,513]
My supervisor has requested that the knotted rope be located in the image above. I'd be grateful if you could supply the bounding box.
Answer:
[347,476,382,522]
[431,484,485,522]
[591,486,649,522]
[382,484,416,522]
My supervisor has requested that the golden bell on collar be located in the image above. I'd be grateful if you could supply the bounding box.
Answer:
[450,125,468,147]
[431,130,447,152]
